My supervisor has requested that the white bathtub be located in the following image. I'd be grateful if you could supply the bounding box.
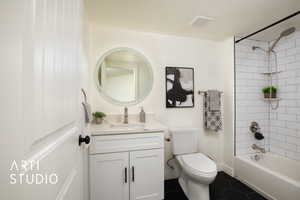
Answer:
[234,153,300,200]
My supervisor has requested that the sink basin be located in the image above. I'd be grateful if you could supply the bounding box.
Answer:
[91,123,146,133]
[89,121,167,136]
[109,123,145,131]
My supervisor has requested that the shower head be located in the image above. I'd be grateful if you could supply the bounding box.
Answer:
[269,27,296,52]
[280,27,296,37]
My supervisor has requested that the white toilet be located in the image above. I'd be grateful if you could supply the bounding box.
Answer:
[170,128,217,200]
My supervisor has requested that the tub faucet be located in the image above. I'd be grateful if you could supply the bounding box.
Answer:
[252,144,266,153]
[123,107,128,124]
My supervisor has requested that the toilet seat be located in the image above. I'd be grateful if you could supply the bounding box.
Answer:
[177,153,217,177]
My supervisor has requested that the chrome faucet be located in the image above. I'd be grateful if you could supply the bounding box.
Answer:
[123,107,128,124]
[252,144,266,153]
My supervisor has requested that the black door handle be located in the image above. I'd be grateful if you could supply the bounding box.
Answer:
[79,135,90,146]
[132,166,135,182]
[125,167,127,183]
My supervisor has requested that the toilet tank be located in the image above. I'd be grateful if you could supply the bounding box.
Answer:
[170,128,199,155]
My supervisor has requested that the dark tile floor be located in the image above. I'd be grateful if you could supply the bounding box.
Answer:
[165,171,267,200]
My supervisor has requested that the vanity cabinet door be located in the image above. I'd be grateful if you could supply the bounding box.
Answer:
[90,152,130,200]
[129,149,164,200]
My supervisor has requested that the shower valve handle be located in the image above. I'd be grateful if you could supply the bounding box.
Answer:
[250,121,260,133]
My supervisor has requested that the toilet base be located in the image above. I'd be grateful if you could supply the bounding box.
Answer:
[178,175,210,200]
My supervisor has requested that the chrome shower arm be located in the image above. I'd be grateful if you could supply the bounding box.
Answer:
[268,36,282,52]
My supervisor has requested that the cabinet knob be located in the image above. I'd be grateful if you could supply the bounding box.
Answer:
[79,135,90,146]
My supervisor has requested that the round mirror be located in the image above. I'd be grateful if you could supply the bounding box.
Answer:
[95,48,154,105]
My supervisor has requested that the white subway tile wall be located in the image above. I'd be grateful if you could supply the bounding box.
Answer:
[270,30,300,161]
[235,39,269,156]
[235,31,300,162]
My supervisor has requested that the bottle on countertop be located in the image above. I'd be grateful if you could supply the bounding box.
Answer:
[139,107,146,123]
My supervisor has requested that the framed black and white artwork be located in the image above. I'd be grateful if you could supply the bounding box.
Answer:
[166,67,194,108]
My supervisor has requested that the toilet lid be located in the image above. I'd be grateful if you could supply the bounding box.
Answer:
[180,153,216,174]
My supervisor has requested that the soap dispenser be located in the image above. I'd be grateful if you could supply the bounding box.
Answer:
[139,107,146,123]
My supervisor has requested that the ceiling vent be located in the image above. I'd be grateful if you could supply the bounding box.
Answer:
[190,16,214,27]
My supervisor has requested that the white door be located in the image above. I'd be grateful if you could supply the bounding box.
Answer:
[90,152,130,200]
[0,0,87,200]
[130,149,164,200]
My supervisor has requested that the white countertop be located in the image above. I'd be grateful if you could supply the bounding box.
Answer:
[88,120,168,136]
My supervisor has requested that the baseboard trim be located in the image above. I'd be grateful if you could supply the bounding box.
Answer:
[218,163,234,176]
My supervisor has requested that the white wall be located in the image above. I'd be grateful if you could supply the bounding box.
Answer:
[88,25,234,179]
[0,1,25,199]
[219,38,235,174]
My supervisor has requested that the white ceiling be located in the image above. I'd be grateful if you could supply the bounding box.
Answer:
[85,0,300,41]
[247,15,300,41]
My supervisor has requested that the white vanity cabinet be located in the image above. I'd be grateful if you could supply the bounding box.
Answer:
[89,132,164,200]
[129,149,164,200]
[90,152,130,200]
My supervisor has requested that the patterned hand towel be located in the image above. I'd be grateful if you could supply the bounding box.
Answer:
[207,90,221,111]
[204,92,222,132]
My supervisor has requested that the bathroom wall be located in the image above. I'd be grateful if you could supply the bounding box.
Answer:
[219,38,235,173]
[88,24,233,179]
[235,39,270,156]
[269,30,300,161]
